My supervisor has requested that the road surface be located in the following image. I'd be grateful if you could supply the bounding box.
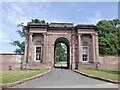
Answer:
[16,69,118,88]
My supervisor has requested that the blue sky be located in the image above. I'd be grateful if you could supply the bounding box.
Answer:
[1,2,118,53]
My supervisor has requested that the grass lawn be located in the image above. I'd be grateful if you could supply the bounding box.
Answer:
[77,70,119,81]
[1,69,49,84]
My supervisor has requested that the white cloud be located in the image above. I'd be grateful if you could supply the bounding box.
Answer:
[86,11,102,24]
[2,2,52,25]
[82,10,116,25]
[76,7,86,12]
[2,3,31,25]
[47,20,70,23]
[1,2,52,46]
[0,30,12,44]
[0,39,10,43]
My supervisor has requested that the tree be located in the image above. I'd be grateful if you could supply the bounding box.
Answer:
[55,43,67,63]
[11,23,25,54]
[97,19,120,55]
[11,19,48,54]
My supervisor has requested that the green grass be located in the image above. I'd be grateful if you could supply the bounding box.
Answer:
[1,70,48,84]
[77,70,119,81]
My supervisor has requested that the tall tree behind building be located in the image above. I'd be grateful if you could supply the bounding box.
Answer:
[97,19,120,55]
[10,19,48,54]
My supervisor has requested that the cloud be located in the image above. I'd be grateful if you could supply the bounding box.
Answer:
[47,20,70,23]
[1,2,52,47]
[86,11,102,24]
[2,3,31,25]
[0,30,12,44]
[0,39,10,43]
[2,2,52,25]
[76,7,86,12]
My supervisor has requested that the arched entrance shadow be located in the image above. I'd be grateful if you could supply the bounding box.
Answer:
[54,37,70,69]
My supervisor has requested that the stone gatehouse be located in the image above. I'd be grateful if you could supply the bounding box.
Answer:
[23,23,99,70]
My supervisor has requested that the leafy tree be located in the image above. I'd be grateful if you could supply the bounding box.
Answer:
[11,23,25,54]
[97,19,120,55]
[11,19,48,54]
[55,43,67,63]
[29,19,49,24]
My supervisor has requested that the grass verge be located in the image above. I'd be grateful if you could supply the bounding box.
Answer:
[1,69,49,84]
[76,70,119,81]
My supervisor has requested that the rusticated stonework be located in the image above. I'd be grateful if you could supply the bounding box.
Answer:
[23,23,99,70]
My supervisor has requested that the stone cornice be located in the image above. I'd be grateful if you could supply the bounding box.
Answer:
[26,23,99,31]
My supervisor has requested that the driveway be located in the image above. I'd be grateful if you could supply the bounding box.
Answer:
[16,69,118,88]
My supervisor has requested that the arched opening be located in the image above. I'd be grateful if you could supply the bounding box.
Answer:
[54,37,70,69]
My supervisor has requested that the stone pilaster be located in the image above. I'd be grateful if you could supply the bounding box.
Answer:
[23,33,29,69]
[78,34,82,63]
[72,34,75,69]
[28,33,33,66]
[95,33,99,64]
[92,34,96,63]
[23,39,27,64]
[69,44,72,69]
[43,33,47,63]
[46,34,49,62]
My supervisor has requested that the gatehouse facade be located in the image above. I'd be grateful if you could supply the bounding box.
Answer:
[23,23,99,70]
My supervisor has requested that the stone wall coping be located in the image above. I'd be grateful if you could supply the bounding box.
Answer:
[99,55,120,57]
[0,53,24,55]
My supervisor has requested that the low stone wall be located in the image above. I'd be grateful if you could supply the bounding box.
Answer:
[99,55,119,71]
[0,53,119,71]
[0,53,24,70]
[27,62,53,70]
[78,63,96,70]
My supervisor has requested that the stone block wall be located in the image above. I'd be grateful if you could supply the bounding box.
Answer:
[78,55,119,71]
[99,55,119,71]
[78,63,96,70]
[0,53,119,71]
[0,54,24,70]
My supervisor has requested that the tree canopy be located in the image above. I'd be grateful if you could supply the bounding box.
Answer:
[55,43,67,63]
[11,19,48,54]
[97,19,120,55]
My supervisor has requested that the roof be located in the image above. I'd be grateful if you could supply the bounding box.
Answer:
[49,23,74,27]
[27,22,49,28]
[26,23,99,31]
[75,24,98,30]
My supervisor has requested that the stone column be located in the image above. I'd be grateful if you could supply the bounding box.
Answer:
[43,33,47,63]
[23,37,28,68]
[46,34,49,62]
[72,40,75,69]
[92,34,96,63]
[95,33,99,69]
[24,32,29,69]
[72,34,76,69]
[69,44,72,69]
[78,34,82,63]
[28,33,33,67]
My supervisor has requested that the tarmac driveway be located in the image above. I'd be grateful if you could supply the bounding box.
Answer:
[16,69,118,88]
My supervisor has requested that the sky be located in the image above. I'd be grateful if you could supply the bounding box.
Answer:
[0,1,118,53]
